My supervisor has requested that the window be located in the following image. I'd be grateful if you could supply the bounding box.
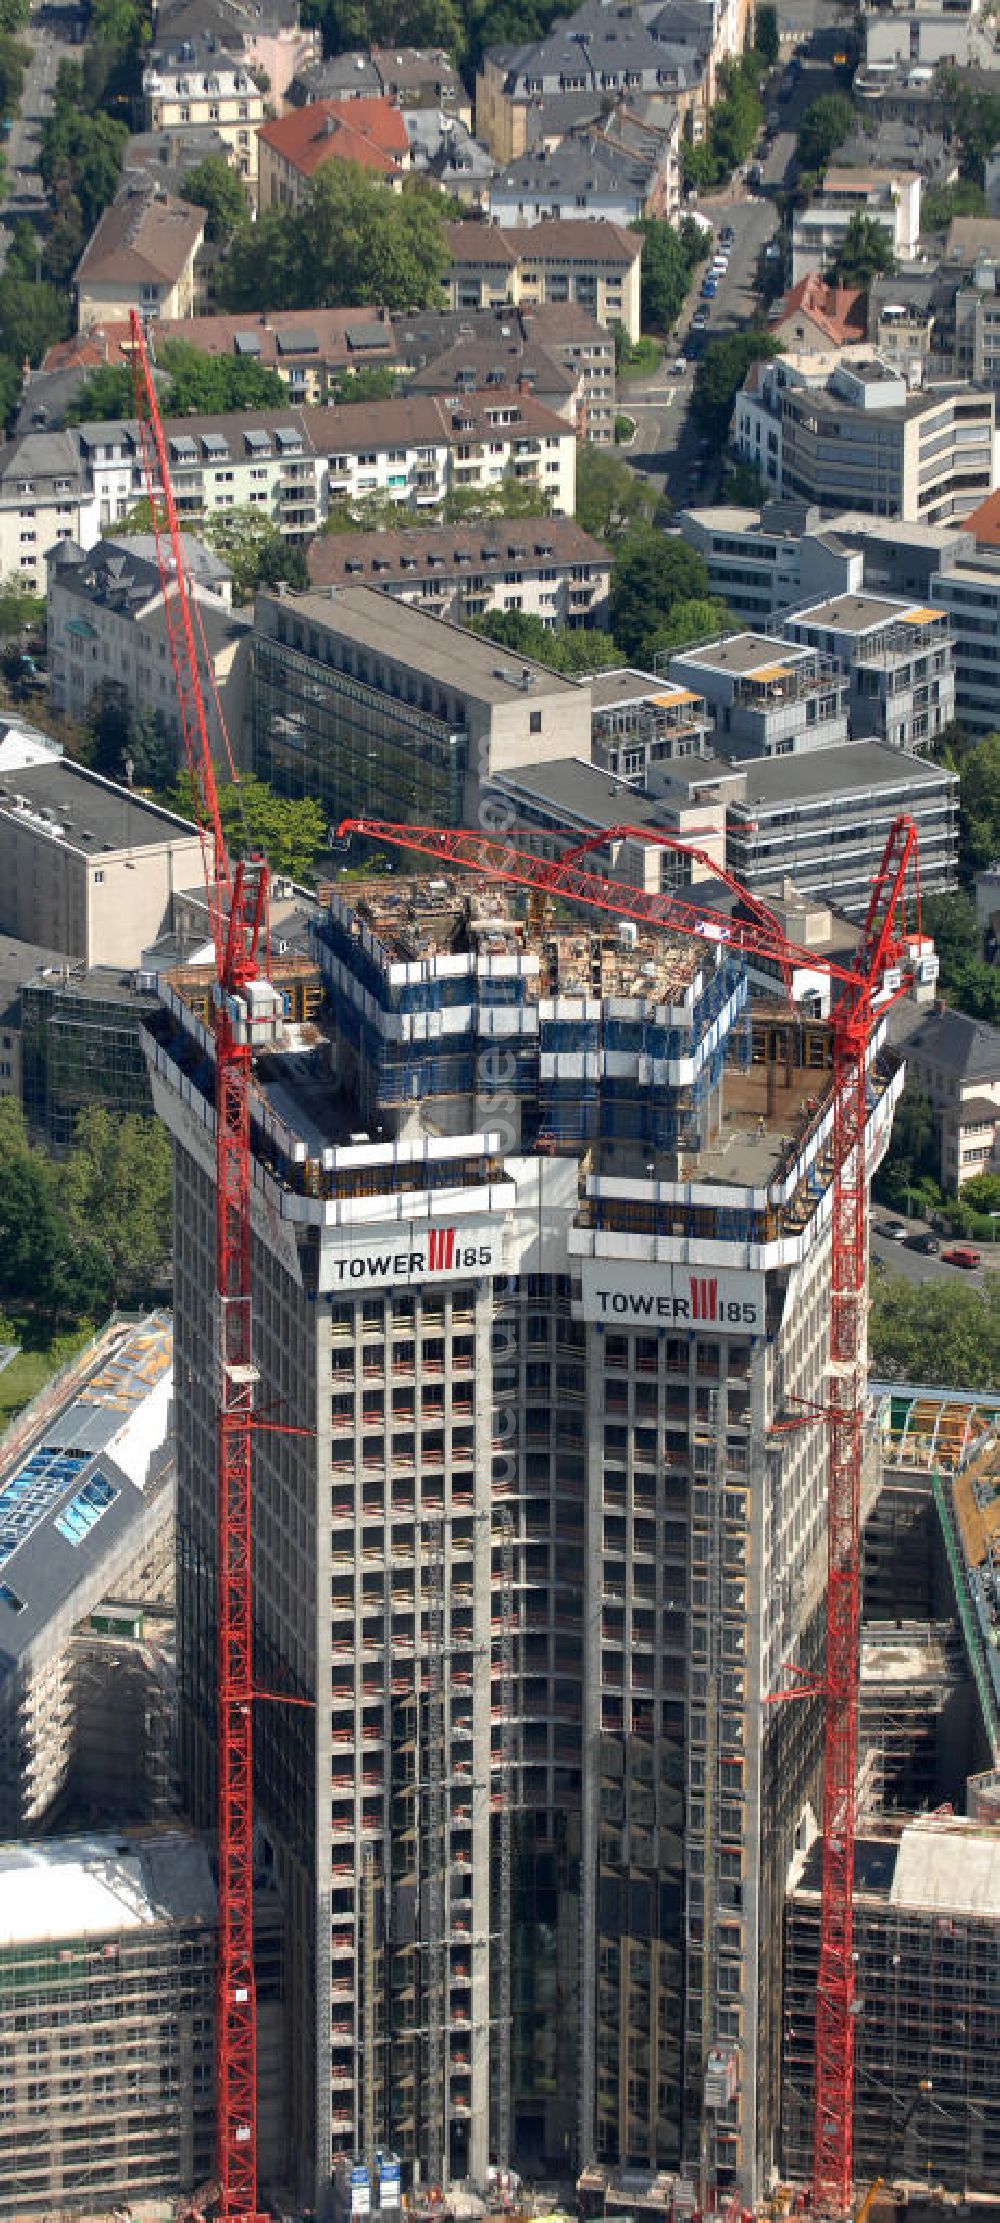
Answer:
[529,709,542,733]
[93,869,105,884]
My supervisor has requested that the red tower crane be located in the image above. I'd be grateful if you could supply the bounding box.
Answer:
[129,311,275,2223]
[337,814,930,2219]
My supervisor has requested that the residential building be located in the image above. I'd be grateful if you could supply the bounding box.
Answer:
[74,182,205,332]
[147,854,902,2207]
[257,96,409,208]
[768,274,866,353]
[291,45,472,129]
[403,337,583,432]
[444,218,643,342]
[588,665,714,785]
[151,0,320,106]
[65,304,400,406]
[392,302,617,444]
[312,389,578,518]
[791,168,922,285]
[900,1002,1000,1187]
[405,113,496,209]
[0,1312,174,1832]
[781,591,956,751]
[488,110,680,228]
[0,428,93,594]
[120,120,242,199]
[143,36,267,193]
[474,0,714,165]
[676,502,863,624]
[783,1816,1000,2194]
[252,583,588,826]
[305,517,611,628]
[666,632,851,758]
[46,534,252,763]
[867,267,957,380]
[650,736,958,913]
[0,754,203,969]
[733,351,995,525]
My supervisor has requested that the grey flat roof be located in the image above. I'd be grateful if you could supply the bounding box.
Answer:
[588,667,668,709]
[259,586,582,703]
[681,633,811,675]
[0,1830,214,1945]
[496,755,685,829]
[0,761,200,856]
[786,592,922,632]
[734,739,952,810]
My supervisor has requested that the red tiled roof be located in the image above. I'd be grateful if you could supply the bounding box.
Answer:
[45,306,398,375]
[258,95,408,177]
[770,273,866,347]
[966,487,1000,547]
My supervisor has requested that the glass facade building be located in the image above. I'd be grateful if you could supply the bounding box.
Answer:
[21,975,156,1149]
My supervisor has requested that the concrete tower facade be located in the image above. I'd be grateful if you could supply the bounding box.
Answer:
[144,877,902,2211]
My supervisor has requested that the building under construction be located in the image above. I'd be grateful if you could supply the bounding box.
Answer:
[143,873,908,2211]
[0,1313,177,1835]
[782,1812,1000,2195]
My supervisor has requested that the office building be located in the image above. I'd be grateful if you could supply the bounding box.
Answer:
[488,751,727,882]
[781,592,956,751]
[651,738,958,916]
[0,751,203,969]
[0,1313,174,1834]
[733,352,995,523]
[783,1815,1000,2194]
[147,854,907,2207]
[676,503,863,625]
[252,584,588,826]
[928,552,1000,736]
[305,517,611,628]
[20,962,159,1148]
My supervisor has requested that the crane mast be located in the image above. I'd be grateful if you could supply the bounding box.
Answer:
[130,310,274,2223]
[337,814,926,2220]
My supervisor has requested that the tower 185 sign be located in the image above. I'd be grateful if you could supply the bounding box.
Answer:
[579,1257,765,1333]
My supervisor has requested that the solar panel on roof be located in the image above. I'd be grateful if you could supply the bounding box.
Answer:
[346,322,391,351]
[277,327,319,356]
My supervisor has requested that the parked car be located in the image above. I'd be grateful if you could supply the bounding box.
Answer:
[670,355,687,373]
[701,276,718,297]
[876,1219,907,1241]
[905,1232,940,1255]
[720,224,734,244]
[691,308,709,329]
[941,1245,982,1269]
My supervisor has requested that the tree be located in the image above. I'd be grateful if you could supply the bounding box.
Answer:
[64,363,137,425]
[827,212,896,287]
[755,3,779,65]
[217,159,450,313]
[0,0,29,31]
[920,179,986,232]
[609,527,712,662]
[939,76,1000,185]
[471,608,622,673]
[0,274,70,366]
[691,330,778,444]
[682,57,762,187]
[329,364,400,403]
[164,773,327,880]
[40,107,129,232]
[180,154,248,245]
[203,508,309,603]
[645,594,730,657]
[575,442,658,540]
[0,579,44,636]
[62,1109,171,1303]
[958,731,1000,879]
[796,93,855,175]
[160,340,287,415]
[869,1272,1000,1389]
[635,216,706,334]
[0,31,28,118]
[921,890,980,973]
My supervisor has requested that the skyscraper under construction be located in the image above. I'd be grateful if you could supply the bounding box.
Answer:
[144,873,903,2210]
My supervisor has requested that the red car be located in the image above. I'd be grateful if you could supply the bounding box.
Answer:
[941,1245,982,1270]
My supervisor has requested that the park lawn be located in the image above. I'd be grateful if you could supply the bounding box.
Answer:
[0,1323,94,1435]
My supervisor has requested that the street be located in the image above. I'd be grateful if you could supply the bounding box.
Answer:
[620,43,851,503]
[871,1213,999,1288]
[0,1,80,271]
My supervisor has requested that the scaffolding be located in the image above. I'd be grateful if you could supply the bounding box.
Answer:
[494,1505,514,2173]
[423,1514,447,2188]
